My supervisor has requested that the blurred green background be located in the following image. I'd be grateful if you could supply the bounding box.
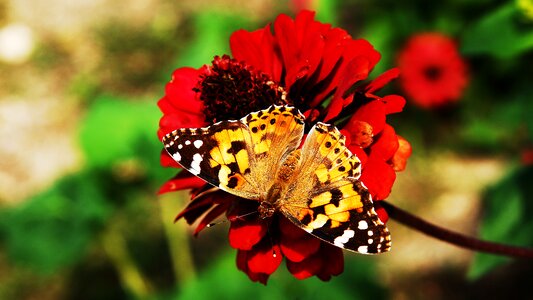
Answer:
[0,0,532,299]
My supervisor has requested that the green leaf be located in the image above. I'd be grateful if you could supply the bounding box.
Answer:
[468,166,533,279]
[79,96,160,168]
[0,173,111,274]
[461,4,533,59]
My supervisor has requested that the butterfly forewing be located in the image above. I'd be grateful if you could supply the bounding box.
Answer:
[163,105,305,200]
[280,123,391,254]
[163,120,260,199]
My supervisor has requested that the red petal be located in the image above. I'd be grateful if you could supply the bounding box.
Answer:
[366,68,400,94]
[247,243,282,275]
[370,124,399,161]
[280,234,321,263]
[278,216,307,239]
[314,27,350,84]
[382,95,406,115]
[351,100,387,135]
[360,155,396,200]
[230,26,282,83]
[228,219,268,250]
[324,57,370,122]
[236,249,248,272]
[316,244,344,280]
[345,39,381,70]
[158,172,206,195]
[279,215,321,262]
[236,250,270,284]
[308,28,352,106]
[286,252,323,280]
[162,67,204,115]
[274,11,324,88]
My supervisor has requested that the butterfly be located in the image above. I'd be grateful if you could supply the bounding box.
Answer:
[162,105,391,254]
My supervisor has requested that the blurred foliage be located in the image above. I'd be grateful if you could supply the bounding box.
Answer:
[79,97,162,176]
[158,253,386,300]
[462,3,533,59]
[1,0,532,299]
[174,11,252,68]
[469,166,533,279]
[0,173,111,274]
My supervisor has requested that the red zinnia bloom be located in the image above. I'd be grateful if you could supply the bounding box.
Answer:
[158,11,411,284]
[397,32,469,109]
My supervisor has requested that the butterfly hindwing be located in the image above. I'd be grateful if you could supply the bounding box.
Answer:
[284,178,391,253]
[280,122,391,254]
[300,123,362,183]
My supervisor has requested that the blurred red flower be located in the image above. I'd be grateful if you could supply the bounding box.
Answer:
[397,32,469,109]
[158,11,411,284]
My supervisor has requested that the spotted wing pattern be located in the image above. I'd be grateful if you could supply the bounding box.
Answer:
[163,105,391,254]
[280,123,391,254]
[162,105,305,200]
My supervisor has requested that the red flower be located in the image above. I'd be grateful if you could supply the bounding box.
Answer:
[397,32,469,109]
[158,11,411,284]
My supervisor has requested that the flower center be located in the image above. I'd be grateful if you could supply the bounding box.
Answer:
[423,66,443,81]
[195,55,289,123]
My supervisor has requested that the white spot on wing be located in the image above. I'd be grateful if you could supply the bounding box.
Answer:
[368,230,373,236]
[172,152,181,162]
[357,246,368,253]
[194,140,203,149]
[185,140,191,145]
[358,220,368,230]
[178,144,183,149]
[190,153,202,175]
[333,229,355,248]
[368,238,373,244]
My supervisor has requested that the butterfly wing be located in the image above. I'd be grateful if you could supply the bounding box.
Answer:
[241,105,305,191]
[162,105,305,200]
[280,123,391,254]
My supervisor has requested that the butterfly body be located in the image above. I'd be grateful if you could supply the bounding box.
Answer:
[163,105,391,254]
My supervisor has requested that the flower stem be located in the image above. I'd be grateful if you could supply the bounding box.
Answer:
[159,191,197,285]
[381,201,533,258]
[101,226,151,298]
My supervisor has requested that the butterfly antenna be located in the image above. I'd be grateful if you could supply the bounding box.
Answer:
[206,219,227,228]
[207,210,259,228]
